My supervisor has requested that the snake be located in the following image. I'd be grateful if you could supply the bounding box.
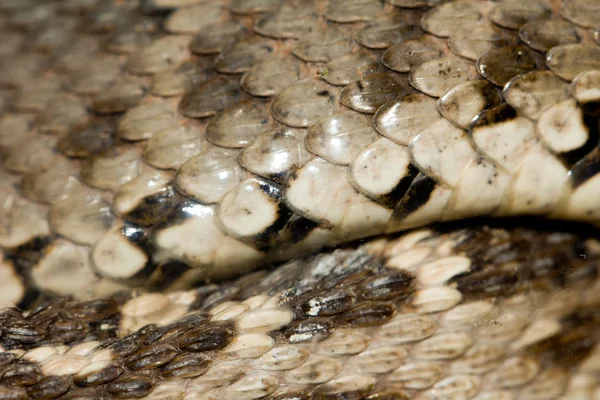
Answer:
[0,0,600,398]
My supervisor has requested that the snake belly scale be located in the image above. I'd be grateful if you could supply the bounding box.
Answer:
[0,0,600,399]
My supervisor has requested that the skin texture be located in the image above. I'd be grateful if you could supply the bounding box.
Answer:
[0,0,599,398]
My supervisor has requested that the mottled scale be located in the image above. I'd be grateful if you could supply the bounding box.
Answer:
[176,148,245,204]
[271,79,338,127]
[151,61,213,97]
[409,56,476,98]
[546,44,600,81]
[143,125,206,170]
[213,37,276,74]
[240,127,309,183]
[355,17,423,49]
[350,137,416,206]
[241,57,304,97]
[206,100,271,148]
[438,80,503,129]
[448,22,512,61]
[254,2,318,39]
[178,76,241,118]
[341,73,412,114]
[189,22,248,55]
[320,52,378,87]
[383,36,446,73]
[420,1,482,37]
[292,26,353,63]
[126,35,191,75]
[477,46,538,87]
[488,0,552,30]
[503,70,570,120]
[375,93,441,145]
[306,113,378,165]
[163,3,225,34]
[519,20,580,52]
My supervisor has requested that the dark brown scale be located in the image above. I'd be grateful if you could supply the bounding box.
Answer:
[58,388,101,400]
[47,319,88,344]
[285,317,335,343]
[0,361,43,386]
[196,284,241,311]
[142,321,193,347]
[0,385,28,400]
[104,373,156,399]
[359,271,415,301]
[107,325,156,358]
[476,45,538,87]
[339,302,396,327]
[26,375,71,400]
[189,22,249,55]
[178,76,242,119]
[69,299,120,324]
[0,353,18,370]
[1,320,45,345]
[213,37,276,74]
[453,268,520,298]
[340,73,413,114]
[57,118,116,159]
[160,352,212,379]
[176,321,235,352]
[74,364,124,388]
[527,308,600,366]
[125,343,178,371]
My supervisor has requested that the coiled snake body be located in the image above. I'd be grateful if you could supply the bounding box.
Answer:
[0,0,600,399]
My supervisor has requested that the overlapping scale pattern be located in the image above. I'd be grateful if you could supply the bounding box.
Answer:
[0,0,599,311]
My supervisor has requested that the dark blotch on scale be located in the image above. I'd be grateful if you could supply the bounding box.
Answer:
[360,270,415,301]
[285,317,335,343]
[295,288,357,318]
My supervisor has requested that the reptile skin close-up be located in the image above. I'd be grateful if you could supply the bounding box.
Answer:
[1,0,600,399]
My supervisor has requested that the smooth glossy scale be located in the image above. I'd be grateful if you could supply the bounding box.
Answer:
[240,127,310,183]
[292,26,353,63]
[178,76,241,118]
[306,113,378,165]
[476,46,537,87]
[503,70,570,120]
[546,44,600,81]
[420,1,482,38]
[438,80,502,129]
[383,36,446,73]
[320,52,378,87]
[409,56,475,98]
[271,79,338,127]
[488,0,551,30]
[448,23,512,61]
[206,100,271,148]
[241,57,304,97]
[341,73,412,114]
[518,20,580,52]
[254,3,318,39]
[355,17,423,49]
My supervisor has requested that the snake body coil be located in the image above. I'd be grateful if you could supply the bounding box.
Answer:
[0,0,600,399]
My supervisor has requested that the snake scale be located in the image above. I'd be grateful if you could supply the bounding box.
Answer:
[1,0,600,398]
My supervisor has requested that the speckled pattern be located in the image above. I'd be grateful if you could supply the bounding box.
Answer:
[0,0,600,398]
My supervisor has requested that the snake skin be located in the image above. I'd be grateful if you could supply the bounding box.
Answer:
[1,0,600,399]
